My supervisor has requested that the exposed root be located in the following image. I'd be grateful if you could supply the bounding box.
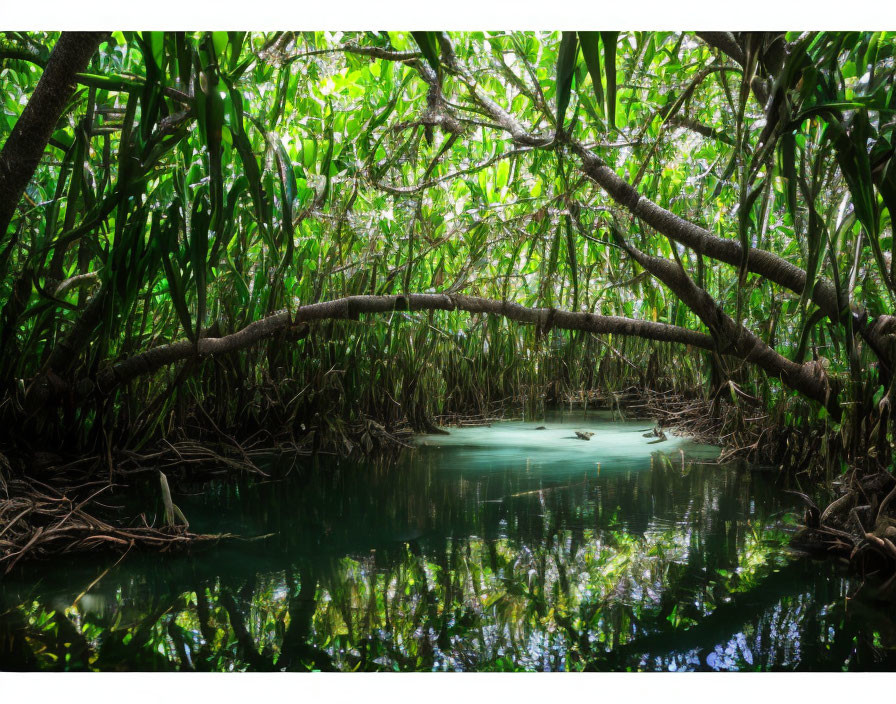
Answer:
[117,440,271,478]
[791,471,896,595]
[0,414,421,569]
[0,477,236,573]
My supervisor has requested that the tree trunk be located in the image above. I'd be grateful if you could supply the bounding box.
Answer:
[94,293,716,391]
[0,32,106,240]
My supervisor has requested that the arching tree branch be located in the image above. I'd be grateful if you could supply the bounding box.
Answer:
[85,291,837,414]
[94,294,716,391]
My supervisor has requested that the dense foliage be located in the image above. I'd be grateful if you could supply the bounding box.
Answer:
[1,31,895,464]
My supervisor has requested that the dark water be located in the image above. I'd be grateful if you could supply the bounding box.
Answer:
[2,414,896,672]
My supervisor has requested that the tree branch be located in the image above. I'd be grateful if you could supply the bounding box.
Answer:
[370,147,533,195]
[568,141,843,315]
[696,32,769,108]
[94,294,715,391]
[614,233,839,414]
[371,35,889,376]
[433,36,846,335]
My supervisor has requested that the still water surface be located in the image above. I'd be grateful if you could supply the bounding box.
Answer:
[2,413,896,671]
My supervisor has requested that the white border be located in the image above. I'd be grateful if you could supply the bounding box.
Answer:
[0,0,894,30]
[0,671,894,701]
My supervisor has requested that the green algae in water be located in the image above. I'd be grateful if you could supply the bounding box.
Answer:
[2,415,895,672]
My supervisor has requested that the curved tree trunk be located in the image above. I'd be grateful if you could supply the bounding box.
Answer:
[614,235,839,415]
[427,38,888,370]
[95,293,714,390]
[0,32,106,240]
[86,292,832,411]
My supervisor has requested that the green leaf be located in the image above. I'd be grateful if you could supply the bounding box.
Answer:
[577,32,604,119]
[410,32,441,78]
[227,31,247,71]
[779,131,798,219]
[555,32,579,130]
[211,31,228,63]
[160,209,194,343]
[600,31,619,128]
[190,193,210,340]
[564,214,579,310]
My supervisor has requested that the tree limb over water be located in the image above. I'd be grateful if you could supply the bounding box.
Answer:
[92,293,828,408]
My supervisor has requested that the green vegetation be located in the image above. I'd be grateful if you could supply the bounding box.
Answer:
[0,30,894,455]
[1,32,896,577]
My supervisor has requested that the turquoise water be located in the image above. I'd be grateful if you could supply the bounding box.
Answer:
[1,413,895,671]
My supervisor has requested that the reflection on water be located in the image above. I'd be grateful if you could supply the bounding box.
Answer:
[2,414,896,671]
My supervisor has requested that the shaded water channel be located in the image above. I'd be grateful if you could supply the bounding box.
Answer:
[2,412,896,671]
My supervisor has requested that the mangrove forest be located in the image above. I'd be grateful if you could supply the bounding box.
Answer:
[2,29,896,672]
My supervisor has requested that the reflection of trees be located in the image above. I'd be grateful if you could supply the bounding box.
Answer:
[3,452,896,671]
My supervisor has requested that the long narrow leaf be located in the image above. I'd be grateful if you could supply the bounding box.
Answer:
[577,32,604,119]
[555,32,579,130]
[600,31,619,128]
